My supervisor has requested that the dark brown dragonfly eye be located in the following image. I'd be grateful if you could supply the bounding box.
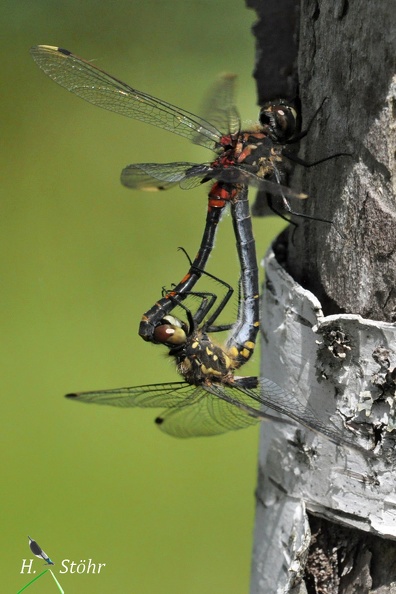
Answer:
[259,101,297,142]
[153,319,187,346]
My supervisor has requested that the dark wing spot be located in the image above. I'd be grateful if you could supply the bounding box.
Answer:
[29,540,42,555]
[58,47,71,56]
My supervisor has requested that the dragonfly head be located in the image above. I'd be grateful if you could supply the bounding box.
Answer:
[153,315,188,347]
[259,100,297,142]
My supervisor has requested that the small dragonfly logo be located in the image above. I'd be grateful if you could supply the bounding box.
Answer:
[28,536,54,565]
[18,536,64,593]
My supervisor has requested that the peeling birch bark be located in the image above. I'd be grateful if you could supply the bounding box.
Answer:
[251,247,396,593]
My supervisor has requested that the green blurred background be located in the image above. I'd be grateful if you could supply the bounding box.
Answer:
[2,1,285,592]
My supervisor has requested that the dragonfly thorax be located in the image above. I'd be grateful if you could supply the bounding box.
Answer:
[174,330,235,385]
[211,130,285,187]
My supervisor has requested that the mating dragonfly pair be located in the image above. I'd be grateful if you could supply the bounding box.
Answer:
[31,45,360,447]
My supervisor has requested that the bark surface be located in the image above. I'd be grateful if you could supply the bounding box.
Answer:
[248,1,396,593]
[288,0,396,322]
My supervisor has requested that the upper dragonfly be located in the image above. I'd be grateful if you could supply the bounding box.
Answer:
[30,45,306,202]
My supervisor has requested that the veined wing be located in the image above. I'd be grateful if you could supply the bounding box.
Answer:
[236,377,372,452]
[65,381,259,437]
[121,161,308,198]
[66,376,371,448]
[196,73,241,138]
[155,381,295,438]
[66,381,200,408]
[155,386,260,437]
[120,162,207,191]
[30,45,222,150]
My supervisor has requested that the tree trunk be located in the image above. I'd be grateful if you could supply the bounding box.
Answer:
[248,1,396,593]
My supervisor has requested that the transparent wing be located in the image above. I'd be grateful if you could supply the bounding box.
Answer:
[206,377,372,452]
[120,162,208,191]
[155,386,259,437]
[66,376,370,449]
[238,377,370,451]
[65,381,258,437]
[196,73,241,138]
[66,382,198,408]
[120,161,308,198]
[30,45,222,150]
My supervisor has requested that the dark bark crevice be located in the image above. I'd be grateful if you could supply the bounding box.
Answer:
[306,515,396,594]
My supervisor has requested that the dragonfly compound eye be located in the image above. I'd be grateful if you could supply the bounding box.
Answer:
[259,102,297,142]
[153,321,187,346]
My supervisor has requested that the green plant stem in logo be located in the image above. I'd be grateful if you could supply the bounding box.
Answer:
[48,569,65,593]
[17,569,47,593]
[17,568,65,594]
